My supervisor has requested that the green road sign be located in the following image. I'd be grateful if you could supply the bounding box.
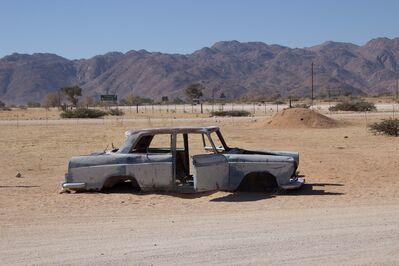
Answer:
[101,95,117,101]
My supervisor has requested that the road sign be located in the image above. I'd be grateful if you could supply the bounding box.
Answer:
[101,95,117,102]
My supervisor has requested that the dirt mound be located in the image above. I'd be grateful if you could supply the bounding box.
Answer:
[265,108,338,128]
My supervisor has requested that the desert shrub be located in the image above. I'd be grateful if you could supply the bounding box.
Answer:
[369,119,399,136]
[329,100,376,112]
[210,110,251,117]
[0,100,11,110]
[27,101,41,108]
[60,108,107,118]
[293,103,310,109]
[273,100,286,105]
[108,108,125,116]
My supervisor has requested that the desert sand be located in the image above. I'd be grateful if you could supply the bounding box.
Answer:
[1,108,399,265]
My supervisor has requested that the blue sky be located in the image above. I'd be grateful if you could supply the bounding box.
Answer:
[1,0,399,59]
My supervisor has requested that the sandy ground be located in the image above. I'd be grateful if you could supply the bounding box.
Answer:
[1,110,399,265]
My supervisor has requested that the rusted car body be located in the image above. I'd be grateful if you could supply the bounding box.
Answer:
[62,126,304,193]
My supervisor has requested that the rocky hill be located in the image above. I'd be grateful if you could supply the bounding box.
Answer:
[1,37,399,104]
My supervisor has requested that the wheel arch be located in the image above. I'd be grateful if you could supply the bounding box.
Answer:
[236,171,278,192]
[101,175,141,191]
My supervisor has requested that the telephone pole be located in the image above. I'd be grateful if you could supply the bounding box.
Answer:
[396,79,398,102]
[311,62,314,107]
[212,88,215,112]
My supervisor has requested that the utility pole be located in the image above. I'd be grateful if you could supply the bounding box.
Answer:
[212,88,215,112]
[311,62,314,107]
[396,79,398,102]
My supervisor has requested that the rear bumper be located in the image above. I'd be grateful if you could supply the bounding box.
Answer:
[279,177,305,190]
[62,182,86,190]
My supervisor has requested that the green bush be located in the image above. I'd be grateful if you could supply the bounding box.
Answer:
[60,108,107,118]
[210,110,251,117]
[108,108,125,116]
[329,100,376,112]
[369,119,399,136]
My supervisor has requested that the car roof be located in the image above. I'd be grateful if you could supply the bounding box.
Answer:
[125,126,220,136]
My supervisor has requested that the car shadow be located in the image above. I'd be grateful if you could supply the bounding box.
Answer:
[282,183,344,196]
[100,182,216,199]
[210,192,275,202]
[210,182,344,202]
[85,181,344,201]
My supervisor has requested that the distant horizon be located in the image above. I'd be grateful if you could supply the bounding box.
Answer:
[1,0,399,59]
[2,35,398,60]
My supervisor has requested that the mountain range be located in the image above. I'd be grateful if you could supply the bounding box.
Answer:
[1,37,399,104]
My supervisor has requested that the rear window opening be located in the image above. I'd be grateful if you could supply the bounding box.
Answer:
[130,134,172,154]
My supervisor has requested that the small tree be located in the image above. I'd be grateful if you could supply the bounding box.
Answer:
[172,97,185,104]
[124,94,140,105]
[185,83,204,102]
[61,85,82,107]
[0,100,11,111]
[43,91,63,109]
[83,96,94,108]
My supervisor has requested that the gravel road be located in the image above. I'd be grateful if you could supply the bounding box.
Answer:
[2,204,399,265]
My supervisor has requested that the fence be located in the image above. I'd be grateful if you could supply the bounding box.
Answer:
[117,103,292,115]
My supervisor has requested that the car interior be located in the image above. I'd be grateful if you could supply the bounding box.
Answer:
[175,133,211,186]
[129,131,227,188]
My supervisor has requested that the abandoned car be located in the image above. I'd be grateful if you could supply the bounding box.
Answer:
[62,126,304,193]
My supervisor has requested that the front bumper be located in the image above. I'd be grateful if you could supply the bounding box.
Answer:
[279,177,305,190]
[62,182,86,190]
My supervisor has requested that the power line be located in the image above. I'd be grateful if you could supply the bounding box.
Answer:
[311,62,314,107]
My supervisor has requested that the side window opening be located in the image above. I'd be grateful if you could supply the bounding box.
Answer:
[147,134,172,154]
[209,131,225,153]
[130,135,153,153]
[175,133,214,187]
[130,134,172,154]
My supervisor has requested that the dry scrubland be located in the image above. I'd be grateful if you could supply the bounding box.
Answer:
[1,108,399,265]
